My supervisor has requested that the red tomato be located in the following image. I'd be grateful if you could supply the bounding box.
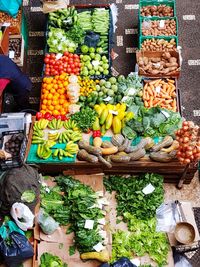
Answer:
[44,58,50,64]
[64,51,69,56]
[45,54,50,58]
[36,112,43,120]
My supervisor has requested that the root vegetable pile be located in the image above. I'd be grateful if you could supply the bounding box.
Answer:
[143,79,177,111]
[176,121,200,164]
[141,38,176,52]
[140,5,174,17]
[138,52,179,76]
[142,19,176,36]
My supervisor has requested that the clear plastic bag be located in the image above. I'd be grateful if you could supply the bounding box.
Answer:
[156,201,179,233]
[38,209,59,235]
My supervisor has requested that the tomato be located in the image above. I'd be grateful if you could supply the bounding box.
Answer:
[50,53,56,59]
[44,112,52,120]
[64,51,69,56]
[61,115,68,121]
[36,112,43,120]
[45,54,50,58]
[44,58,50,64]
[67,67,72,73]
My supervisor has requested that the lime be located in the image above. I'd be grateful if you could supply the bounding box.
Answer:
[96,47,103,54]
[98,91,104,97]
[89,47,95,53]
[81,45,89,54]
[111,84,118,92]
[109,77,117,84]
[102,55,108,62]
[99,79,106,86]
[90,53,95,59]
[96,85,101,91]
[96,71,101,75]
[103,63,109,70]
[103,70,109,75]
[87,96,93,103]
[105,81,111,88]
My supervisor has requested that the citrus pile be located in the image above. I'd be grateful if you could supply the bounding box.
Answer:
[40,74,70,116]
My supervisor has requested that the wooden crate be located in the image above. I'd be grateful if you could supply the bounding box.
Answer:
[0,27,9,55]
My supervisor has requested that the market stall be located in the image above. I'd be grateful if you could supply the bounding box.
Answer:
[0,1,200,267]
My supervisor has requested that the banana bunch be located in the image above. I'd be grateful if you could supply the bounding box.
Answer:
[53,148,74,160]
[52,141,79,160]
[36,140,56,160]
[37,144,52,160]
[58,130,82,143]
[64,119,79,131]
[34,119,49,130]
[32,136,45,144]
[65,141,79,155]
[48,132,60,141]
[94,103,133,135]
[48,119,64,130]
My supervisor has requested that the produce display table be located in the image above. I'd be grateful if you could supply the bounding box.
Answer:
[26,117,197,188]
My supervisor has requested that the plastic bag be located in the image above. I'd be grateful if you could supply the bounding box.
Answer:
[0,231,34,267]
[0,0,22,17]
[0,221,34,267]
[173,247,192,267]
[100,257,136,267]
[10,202,34,231]
[38,209,59,235]
[84,32,100,48]
[156,202,179,233]
[42,0,69,14]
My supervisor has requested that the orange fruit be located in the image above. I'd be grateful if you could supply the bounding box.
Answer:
[46,84,52,90]
[58,89,65,95]
[59,95,65,99]
[58,84,64,89]
[60,109,66,115]
[59,99,65,105]
[59,74,65,80]
[52,100,58,106]
[47,100,52,106]
[50,88,56,94]
[53,110,59,116]
[48,105,54,111]
[63,102,69,109]
[43,99,48,105]
[63,81,68,87]
[53,84,58,90]
[41,104,46,110]
[55,105,61,111]
[47,93,53,100]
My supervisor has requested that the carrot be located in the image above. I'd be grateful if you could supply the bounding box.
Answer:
[156,99,164,106]
[144,83,148,90]
[172,99,177,111]
[167,79,175,84]
[147,86,154,96]
[171,92,177,98]
[149,96,154,107]
[161,93,171,99]
[144,100,149,107]
[146,90,150,100]
[154,79,162,87]
[149,79,161,85]
[165,99,173,104]
[143,90,146,100]
[162,83,167,92]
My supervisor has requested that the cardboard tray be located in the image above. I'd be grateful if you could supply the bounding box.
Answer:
[9,34,25,67]
[136,50,181,78]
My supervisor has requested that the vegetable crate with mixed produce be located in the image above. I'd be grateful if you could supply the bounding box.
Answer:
[45,5,113,79]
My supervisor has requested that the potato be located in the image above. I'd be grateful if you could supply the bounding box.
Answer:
[169,57,177,63]
[141,4,173,17]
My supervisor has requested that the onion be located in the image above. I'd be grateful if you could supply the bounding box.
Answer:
[183,121,189,127]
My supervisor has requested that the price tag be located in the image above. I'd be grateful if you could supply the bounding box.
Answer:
[159,20,165,28]
[155,86,161,93]
[9,51,15,59]
[93,242,104,252]
[84,219,94,230]
[103,96,112,102]
[2,22,10,27]
[142,183,155,195]
[109,110,118,115]
[161,110,170,118]
[55,53,62,60]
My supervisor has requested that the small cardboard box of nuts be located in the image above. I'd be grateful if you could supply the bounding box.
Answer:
[9,34,25,67]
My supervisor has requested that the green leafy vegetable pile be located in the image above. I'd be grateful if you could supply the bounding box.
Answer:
[40,252,67,267]
[118,73,143,107]
[71,106,97,132]
[104,173,164,219]
[56,176,104,253]
[41,176,104,253]
[126,106,183,138]
[112,213,169,266]
[40,186,71,225]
